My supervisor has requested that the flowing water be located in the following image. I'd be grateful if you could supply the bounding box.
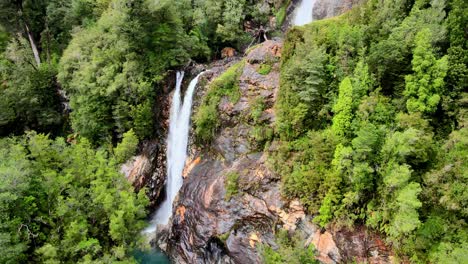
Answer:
[292,0,317,26]
[144,71,204,234]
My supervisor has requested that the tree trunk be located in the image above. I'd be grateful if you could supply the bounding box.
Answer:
[24,23,41,66]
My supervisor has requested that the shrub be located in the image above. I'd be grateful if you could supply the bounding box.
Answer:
[194,60,245,144]
[114,129,139,164]
[261,229,318,264]
[275,1,291,28]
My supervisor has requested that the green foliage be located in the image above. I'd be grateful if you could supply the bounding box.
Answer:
[0,132,148,263]
[275,1,290,28]
[273,0,467,260]
[331,77,354,140]
[272,129,338,212]
[261,229,318,264]
[250,97,266,124]
[190,0,269,50]
[225,171,240,201]
[0,42,63,135]
[218,231,230,243]
[425,127,468,217]
[248,96,274,149]
[194,60,244,144]
[404,28,448,114]
[114,129,139,164]
[58,2,165,142]
[277,45,328,139]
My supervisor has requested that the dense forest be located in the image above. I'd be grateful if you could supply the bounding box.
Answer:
[269,0,467,262]
[0,0,466,263]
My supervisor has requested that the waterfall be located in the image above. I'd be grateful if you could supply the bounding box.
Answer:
[292,0,317,26]
[144,71,204,233]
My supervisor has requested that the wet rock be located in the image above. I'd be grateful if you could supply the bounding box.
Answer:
[166,40,284,264]
[121,139,166,207]
[183,156,201,178]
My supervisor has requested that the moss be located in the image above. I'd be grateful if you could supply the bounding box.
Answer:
[250,125,274,150]
[194,60,245,144]
[250,97,266,124]
[257,63,272,75]
[245,43,262,55]
[218,231,230,243]
[275,0,291,28]
[248,97,273,150]
[225,171,240,201]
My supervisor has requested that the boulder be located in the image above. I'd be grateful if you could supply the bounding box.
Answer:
[221,47,237,58]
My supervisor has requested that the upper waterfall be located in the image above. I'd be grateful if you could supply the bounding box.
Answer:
[292,0,317,26]
[144,71,204,233]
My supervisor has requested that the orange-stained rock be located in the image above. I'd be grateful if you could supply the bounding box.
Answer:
[183,156,201,178]
[175,205,186,222]
[249,232,261,248]
[312,230,341,264]
[221,47,236,58]
[268,199,306,231]
[270,43,282,58]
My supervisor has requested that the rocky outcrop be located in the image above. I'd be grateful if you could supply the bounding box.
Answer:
[313,0,361,20]
[121,139,166,206]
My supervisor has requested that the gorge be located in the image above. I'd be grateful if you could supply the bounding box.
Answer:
[0,0,466,263]
[141,0,421,263]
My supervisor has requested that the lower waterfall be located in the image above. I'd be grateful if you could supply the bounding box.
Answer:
[144,71,204,234]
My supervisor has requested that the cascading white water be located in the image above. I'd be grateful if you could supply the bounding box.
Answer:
[293,0,317,26]
[144,71,204,233]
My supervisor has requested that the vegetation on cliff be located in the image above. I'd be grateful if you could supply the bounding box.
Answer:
[194,60,245,144]
[273,0,467,262]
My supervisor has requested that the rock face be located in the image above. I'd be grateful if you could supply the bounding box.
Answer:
[313,0,361,20]
[121,139,166,207]
[165,39,392,263]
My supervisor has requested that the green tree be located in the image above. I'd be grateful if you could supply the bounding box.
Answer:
[0,38,63,135]
[332,77,354,140]
[114,129,139,164]
[404,28,448,114]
